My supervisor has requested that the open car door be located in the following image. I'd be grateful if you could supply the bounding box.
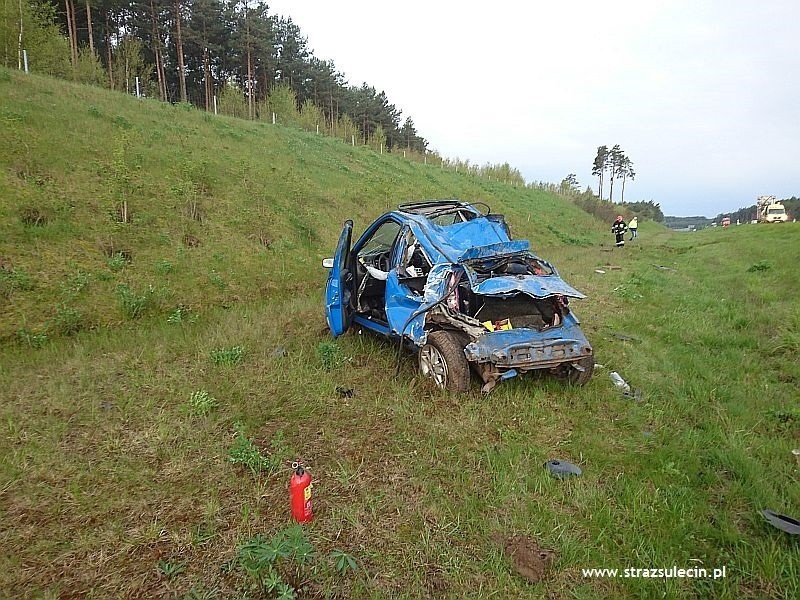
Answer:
[325,220,354,337]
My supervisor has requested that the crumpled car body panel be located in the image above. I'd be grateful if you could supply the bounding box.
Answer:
[472,274,586,301]
[324,201,594,387]
[392,260,585,346]
[463,313,591,370]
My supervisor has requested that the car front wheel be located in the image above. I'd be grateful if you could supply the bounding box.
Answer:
[418,330,471,392]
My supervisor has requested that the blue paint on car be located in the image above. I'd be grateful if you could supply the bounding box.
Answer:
[323,200,594,391]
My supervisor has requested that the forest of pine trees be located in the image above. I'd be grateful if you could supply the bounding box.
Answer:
[1,0,429,151]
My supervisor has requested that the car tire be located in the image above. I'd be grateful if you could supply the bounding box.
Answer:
[556,355,595,386]
[418,330,471,392]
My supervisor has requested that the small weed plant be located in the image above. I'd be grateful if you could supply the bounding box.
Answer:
[211,345,245,366]
[188,389,218,416]
[613,275,646,300]
[51,304,84,335]
[747,260,772,272]
[235,527,358,596]
[316,340,346,370]
[112,115,132,129]
[228,424,288,475]
[208,270,226,290]
[236,525,315,598]
[184,585,220,600]
[155,259,174,275]
[17,329,48,348]
[0,267,34,292]
[768,406,800,428]
[330,549,358,575]
[61,270,91,296]
[167,305,196,324]
[156,559,185,579]
[107,252,128,272]
[116,284,152,319]
[229,424,273,475]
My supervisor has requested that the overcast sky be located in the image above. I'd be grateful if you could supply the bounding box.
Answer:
[265,0,799,217]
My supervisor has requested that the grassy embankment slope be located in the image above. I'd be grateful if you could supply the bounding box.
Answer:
[1,67,798,599]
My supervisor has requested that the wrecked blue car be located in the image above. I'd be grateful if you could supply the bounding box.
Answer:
[323,200,594,392]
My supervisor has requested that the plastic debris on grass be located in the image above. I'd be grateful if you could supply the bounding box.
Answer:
[335,386,354,398]
[762,510,800,535]
[544,459,582,478]
[610,371,643,401]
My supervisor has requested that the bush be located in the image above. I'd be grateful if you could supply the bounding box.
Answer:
[218,83,248,119]
[74,50,106,86]
[268,84,299,126]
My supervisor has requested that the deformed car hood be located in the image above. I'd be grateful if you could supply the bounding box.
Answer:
[424,263,585,303]
[458,240,530,262]
[473,274,585,299]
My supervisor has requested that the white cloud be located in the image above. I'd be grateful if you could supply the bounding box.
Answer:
[267,0,800,216]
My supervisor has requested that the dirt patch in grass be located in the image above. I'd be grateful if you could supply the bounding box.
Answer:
[491,533,557,583]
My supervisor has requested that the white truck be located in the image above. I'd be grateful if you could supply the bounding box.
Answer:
[756,196,789,223]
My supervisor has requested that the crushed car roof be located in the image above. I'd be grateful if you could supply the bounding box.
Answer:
[395,210,518,265]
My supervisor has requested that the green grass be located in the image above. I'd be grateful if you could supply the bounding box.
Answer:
[0,67,602,343]
[1,68,799,598]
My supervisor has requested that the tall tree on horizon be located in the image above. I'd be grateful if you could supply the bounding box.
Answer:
[399,117,427,152]
[64,0,77,67]
[174,0,187,102]
[620,156,635,203]
[591,145,608,200]
[147,0,168,100]
[84,0,94,56]
[607,144,623,202]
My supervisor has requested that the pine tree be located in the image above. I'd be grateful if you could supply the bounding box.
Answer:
[591,145,609,200]
[607,144,622,202]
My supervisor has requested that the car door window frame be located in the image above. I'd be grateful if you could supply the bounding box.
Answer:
[356,218,402,270]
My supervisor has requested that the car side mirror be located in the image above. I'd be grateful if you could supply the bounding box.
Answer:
[322,258,334,268]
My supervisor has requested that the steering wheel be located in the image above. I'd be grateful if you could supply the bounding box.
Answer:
[377,253,391,271]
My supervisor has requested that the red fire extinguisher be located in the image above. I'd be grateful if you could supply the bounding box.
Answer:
[289,462,312,523]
